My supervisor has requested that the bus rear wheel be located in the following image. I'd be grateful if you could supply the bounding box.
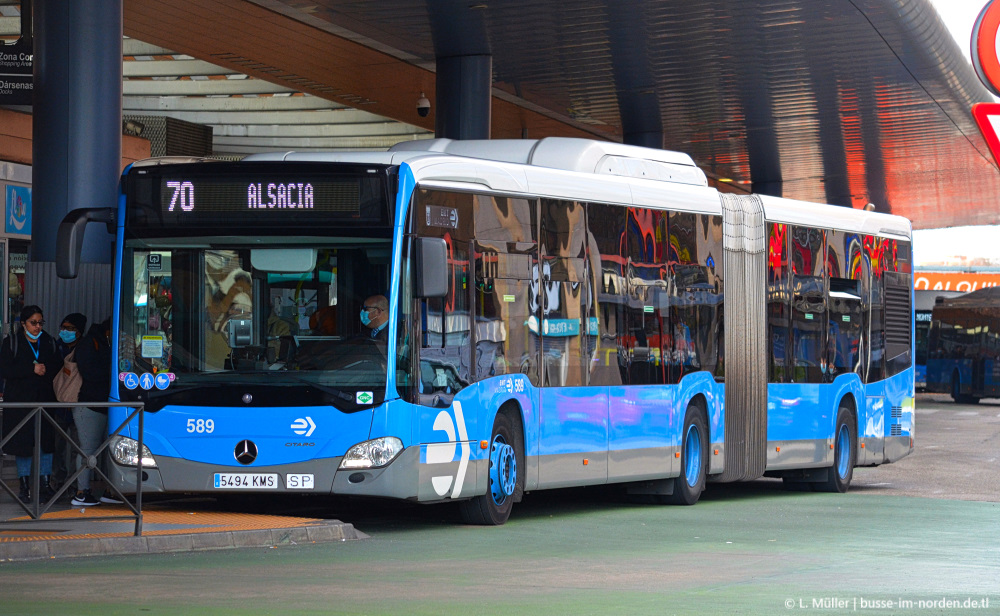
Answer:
[459,412,521,525]
[667,404,708,505]
[818,405,855,493]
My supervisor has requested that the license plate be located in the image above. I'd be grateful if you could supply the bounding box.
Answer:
[286,474,315,490]
[213,473,278,489]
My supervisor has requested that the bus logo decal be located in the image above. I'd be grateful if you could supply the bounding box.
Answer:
[426,401,470,498]
[290,416,316,437]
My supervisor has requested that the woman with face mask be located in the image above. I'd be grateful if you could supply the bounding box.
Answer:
[0,305,63,504]
[49,313,87,495]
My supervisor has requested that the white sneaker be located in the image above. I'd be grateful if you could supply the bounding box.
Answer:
[99,490,124,504]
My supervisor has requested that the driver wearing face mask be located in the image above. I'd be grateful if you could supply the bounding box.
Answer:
[360,295,389,344]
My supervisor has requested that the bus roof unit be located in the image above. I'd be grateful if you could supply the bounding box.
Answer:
[390,137,708,187]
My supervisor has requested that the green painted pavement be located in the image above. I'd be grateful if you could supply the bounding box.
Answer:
[1,487,997,615]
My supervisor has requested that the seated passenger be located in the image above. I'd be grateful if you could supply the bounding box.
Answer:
[309,304,338,335]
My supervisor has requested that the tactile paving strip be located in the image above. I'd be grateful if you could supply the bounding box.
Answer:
[0,504,328,542]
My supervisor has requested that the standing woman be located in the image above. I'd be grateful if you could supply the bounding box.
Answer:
[1,305,62,503]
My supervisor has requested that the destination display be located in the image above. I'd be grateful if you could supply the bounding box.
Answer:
[125,163,393,230]
[159,177,361,214]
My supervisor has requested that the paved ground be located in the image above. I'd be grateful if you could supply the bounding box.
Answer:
[850,393,1000,501]
[0,393,996,615]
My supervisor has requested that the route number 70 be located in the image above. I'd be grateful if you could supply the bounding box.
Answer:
[167,181,195,212]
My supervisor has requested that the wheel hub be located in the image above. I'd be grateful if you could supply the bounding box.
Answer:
[489,436,517,504]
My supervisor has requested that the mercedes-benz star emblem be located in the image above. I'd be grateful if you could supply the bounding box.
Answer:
[234,439,258,465]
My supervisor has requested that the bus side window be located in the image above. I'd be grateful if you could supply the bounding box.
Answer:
[413,189,475,405]
[586,202,627,387]
[865,235,886,383]
[473,195,538,385]
[768,223,790,383]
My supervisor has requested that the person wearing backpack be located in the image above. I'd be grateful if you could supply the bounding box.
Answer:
[71,317,120,506]
[0,305,62,503]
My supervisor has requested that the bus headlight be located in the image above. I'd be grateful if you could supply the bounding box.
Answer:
[340,437,403,469]
[111,436,158,468]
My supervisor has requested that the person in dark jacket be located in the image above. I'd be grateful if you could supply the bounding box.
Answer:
[0,305,62,503]
[51,312,86,494]
[71,317,120,506]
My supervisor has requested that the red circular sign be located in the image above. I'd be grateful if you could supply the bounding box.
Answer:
[973,1,1000,96]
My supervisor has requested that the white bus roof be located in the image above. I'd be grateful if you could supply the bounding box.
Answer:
[390,137,707,187]
[150,139,911,239]
[758,194,912,240]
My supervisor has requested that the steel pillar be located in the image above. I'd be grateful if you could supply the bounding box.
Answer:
[435,55,492,140]
[32,0,121,263]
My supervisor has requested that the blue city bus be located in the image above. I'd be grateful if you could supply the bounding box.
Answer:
[926,287,1000,403]
[915,309,931,390]
[59,138,914,524]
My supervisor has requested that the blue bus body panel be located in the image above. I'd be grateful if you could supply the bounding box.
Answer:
[114,405,374,466]
[926,358,971,393]
[767,381,841,442]
[407,370,725,498]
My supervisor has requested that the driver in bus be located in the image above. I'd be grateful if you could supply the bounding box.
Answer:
[361,294,389,346]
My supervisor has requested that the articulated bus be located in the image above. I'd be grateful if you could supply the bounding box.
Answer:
[926,287,1000,403]
[59,138,914,524]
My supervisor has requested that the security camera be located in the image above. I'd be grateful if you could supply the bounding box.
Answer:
[416,93,431,118]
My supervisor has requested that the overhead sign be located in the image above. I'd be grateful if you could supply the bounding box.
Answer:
[0,6,32,106]
[914,271,1000,293]
[5,184,31,235]
[972,103,1000,167]
[974,1,1000,96]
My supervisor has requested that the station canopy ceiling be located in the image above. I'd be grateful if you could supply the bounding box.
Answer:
[3,0,999,229]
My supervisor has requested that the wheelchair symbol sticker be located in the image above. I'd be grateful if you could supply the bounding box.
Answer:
[121,372,139,390]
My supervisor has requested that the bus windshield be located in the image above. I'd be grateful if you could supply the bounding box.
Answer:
[119,235,393,409]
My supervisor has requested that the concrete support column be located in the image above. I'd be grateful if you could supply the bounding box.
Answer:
[620,93,664,150]
[32,0,121,263]
[435,54,492,140]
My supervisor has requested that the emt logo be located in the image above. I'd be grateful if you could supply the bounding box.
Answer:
[425,401,471,498]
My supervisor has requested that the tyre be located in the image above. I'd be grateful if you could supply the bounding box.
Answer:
[459,412,522,525]
[667,403,708,505]
[951,372,962,403]
[818,405,855,493]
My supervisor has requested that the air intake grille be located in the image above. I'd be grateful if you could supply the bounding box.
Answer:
[885,290,911,346]
[891,406,903,418]
[891,424,902,436]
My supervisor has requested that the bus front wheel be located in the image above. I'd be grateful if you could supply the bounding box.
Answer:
[818,406,855,493]
[667,404,708,505]
[459,412,521,525]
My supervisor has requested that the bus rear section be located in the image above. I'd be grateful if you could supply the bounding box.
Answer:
[758,200,915,490]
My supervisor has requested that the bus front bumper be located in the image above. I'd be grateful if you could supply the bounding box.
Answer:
[106,446,422,500]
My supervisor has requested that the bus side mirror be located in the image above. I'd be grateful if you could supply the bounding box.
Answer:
[414,237,448,298]
[57,208,116,279]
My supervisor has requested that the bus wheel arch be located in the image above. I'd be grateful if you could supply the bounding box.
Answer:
[668,396,709,505]
[459,401,524,525]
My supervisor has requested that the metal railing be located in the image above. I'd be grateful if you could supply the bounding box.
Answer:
[0,401,145,535]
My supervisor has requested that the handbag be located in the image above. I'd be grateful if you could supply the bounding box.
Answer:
[53,349,83,403]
